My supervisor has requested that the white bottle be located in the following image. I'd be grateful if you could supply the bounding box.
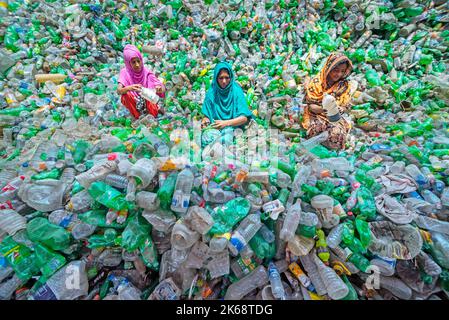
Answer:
[171,167,194,214]
[280,200,302,241]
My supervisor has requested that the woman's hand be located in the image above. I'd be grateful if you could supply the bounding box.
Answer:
[126,84,142,93]
[212,120,230,130]
[309,104,324,114]
[201,117,211,129]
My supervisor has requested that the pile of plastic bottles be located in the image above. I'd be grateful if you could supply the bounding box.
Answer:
[1,0,449,300]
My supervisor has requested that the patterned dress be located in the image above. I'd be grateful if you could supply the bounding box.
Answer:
[301,53,355,150]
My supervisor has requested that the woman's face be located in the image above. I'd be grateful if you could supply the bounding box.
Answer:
[328,63,348,83]
[130,57,142,72]
[217,69,231,89]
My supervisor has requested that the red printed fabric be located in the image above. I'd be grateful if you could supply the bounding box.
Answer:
[120,91,159,119]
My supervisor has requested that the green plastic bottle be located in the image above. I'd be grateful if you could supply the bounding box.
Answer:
[26,218,72,251]
[157,172,178,210]
[88,182,128,211]
[34,243,66,278]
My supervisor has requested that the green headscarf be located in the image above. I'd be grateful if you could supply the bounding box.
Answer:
[202,61,253,123]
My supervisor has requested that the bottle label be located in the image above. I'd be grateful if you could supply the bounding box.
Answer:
[32,284,58,300]
[229,232,246,253]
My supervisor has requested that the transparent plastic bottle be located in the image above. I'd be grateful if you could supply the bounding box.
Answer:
[207,251,230,279]
[326,224,345,249]
[0,175,25,203]
[0,209,27,236]
[414,215,449,235]
[268,261,285,300]
[104,174,128,189]
[313,254,349,300]
[170,222,199,251]
[224,265,268,300]
[405,164,428,188]
[125,177,137,202]
[30,260,89,300]
[416,251,442,277]
[136,191,160,211]
[127,158,157,189]
[171,167,194,214]
[378,275,413,300]
[280,200,302,241]
[299,253,327,296]
[228,213,262,256]
[66,189,93,212]
[117,280,142,300]
[420,190,442,210]
[296,131,329,155]
[0,274,23,300]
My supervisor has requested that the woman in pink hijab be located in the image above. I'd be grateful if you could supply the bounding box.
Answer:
[117,44,166,119]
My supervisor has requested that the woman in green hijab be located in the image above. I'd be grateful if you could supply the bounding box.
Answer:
[201,62,253,130]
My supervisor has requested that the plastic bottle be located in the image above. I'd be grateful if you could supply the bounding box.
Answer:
[298,253,327,296]
[268,261,285,300]
[224,265,268,300]
[127,158,157,189]
[280,200,302,241]
[370,255,397,276]
[0,176,25,203]
[117,280,142,300]
[313,254,349,300]
[66,189,94,212]
[420,190,442,210]
[170,222,199,250]
[171,167,194,214]
[405,164,428,188]
[207,251,230,279]
[104,174,128,189]
[0,274,23,300]
[378,275,413,300]
[30,260,88,300]
[228,213,262,256]
[0,209,27,236]
[414,215,449,235]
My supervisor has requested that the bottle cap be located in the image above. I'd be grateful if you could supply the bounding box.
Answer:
[108,153,117,161]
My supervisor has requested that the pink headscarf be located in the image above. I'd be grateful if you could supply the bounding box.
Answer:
[118,44,165,96]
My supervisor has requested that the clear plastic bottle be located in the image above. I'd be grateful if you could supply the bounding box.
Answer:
[326,224,345,249]
[228,213,262,256]
[416,251,442,277]
[224,265,268,300]
[125,177,137,202]
[104,174,128,189]
[0,274,23,300]
[378,275,413,300]
[258,224,275,243]
[296,131,329,155]
[127,158,157,189]
[66,189,93,212]
[209,234,230,253]
[370,255,396,276]
[170,222,199,251]
[30,260,89,300]
[136,191,160,211]
[0,209,27,236]
[292,165,312,197]
[299,253,327,296]
[414,215,449,235]
[420,190,442,210]
[117,280,142,300]
[171,167,194,214]
[0,175,25,203]
[268,261,285,300]
[405,164,428,188]
[313,254,349,300]
[207,251,230,279]
[280,200,302,241]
